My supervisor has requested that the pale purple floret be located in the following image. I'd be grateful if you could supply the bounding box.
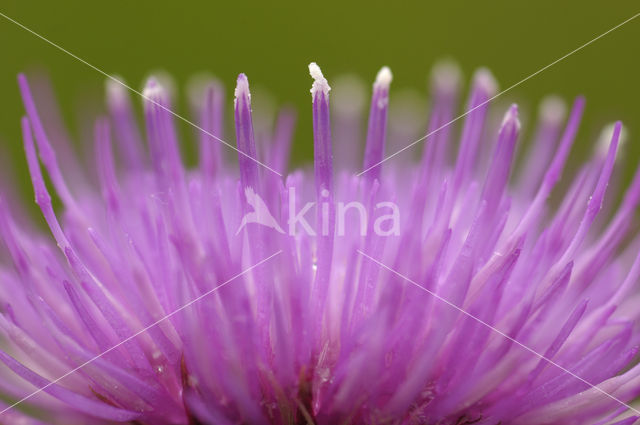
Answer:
[0,60,638,425]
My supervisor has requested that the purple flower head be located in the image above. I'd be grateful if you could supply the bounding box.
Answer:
[0,61,639,425]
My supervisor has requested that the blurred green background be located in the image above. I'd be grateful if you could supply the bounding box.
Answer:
[0,1,639,199]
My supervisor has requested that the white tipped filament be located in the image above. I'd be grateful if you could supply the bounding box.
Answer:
[309,62,331,98]
[374,66,393,88]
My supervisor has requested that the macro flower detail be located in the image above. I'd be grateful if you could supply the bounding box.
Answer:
[0,60,638,425]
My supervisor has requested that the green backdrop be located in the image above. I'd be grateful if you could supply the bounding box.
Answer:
[0,1,639,198]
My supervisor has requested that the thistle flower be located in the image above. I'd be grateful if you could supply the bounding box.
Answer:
[0,60,639,425]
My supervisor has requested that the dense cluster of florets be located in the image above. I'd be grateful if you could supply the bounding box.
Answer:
[0,62,639,424]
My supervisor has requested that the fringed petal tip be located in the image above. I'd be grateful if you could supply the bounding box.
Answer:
[501,103,521,132]
[142,77,167,106]
[309,62,330,99]
[539,95,567,125]
[374,66,393,89]
[234,73,251,106]
[105,76,129,108]
[596,121,627,159]
[431,60,462,95]
[472,67,498,96]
